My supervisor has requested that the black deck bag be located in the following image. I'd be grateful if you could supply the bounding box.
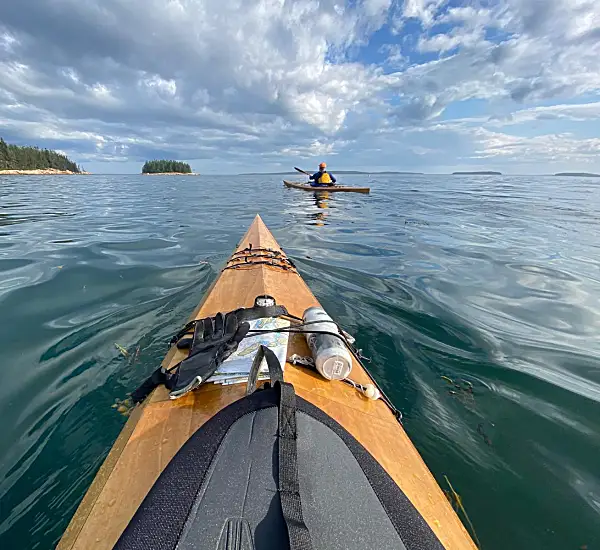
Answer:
[115,346,444,550]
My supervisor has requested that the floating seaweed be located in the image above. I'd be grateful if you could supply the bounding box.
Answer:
[441,375,476,407]
[444,475,481,549]
[111,397,134,416]
[442,375,495,446]
[114,343,129,357]
[128,345,141,366]
[477,423,493,446]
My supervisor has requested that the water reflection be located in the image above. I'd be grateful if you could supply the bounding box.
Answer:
[310,190,331,226]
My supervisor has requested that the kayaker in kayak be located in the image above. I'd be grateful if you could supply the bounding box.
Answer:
[309,162,336,187]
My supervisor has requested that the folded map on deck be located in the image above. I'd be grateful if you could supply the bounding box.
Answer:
[208,317,290,385]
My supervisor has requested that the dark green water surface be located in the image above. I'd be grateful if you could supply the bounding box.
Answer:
[1,174,599,549]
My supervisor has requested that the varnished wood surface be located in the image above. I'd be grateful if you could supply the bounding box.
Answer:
[58,215,476,550]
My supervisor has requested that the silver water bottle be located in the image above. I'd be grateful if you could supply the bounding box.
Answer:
[302,307,352,380]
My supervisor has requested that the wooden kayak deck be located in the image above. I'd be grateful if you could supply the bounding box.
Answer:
[58,215,475,550]
[283,180,371,193]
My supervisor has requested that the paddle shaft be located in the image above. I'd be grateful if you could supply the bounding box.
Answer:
[293,167,337,188]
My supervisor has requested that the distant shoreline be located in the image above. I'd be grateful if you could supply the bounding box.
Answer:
[5,170,598,178]
[452,171,502,175]
[554,172,600,177]
[0,169,90,175]
[142,172,200,176]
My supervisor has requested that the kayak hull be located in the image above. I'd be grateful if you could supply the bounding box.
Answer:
[283,180,371,194]
[58,215,475,550]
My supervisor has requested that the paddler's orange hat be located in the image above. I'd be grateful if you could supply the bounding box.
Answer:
[319,162,327,169]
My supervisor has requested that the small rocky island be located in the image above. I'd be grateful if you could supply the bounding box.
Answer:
[452,171,502,175]
[0,137,88,175]
[555,172,600,177]
[142,160,198,175]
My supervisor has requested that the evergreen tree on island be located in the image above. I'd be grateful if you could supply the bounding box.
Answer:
[0,137,81,172]
[142,160,192,174]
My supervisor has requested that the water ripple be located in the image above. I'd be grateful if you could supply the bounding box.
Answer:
[1,174,600,550]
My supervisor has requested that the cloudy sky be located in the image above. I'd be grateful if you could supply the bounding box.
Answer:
[1,0,600,174]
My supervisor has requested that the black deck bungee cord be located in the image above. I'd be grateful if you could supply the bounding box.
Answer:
[246,318,403,424]
[169,315,403,424]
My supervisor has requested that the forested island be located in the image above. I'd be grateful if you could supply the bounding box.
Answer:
[452,171,502,175]
[555,172,600,177]
[142,160,196,174]
[0,138,85,174]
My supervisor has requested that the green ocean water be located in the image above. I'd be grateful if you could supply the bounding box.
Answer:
[0,174,599,549]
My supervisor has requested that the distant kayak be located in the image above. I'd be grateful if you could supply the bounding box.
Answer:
[283,180,370,194]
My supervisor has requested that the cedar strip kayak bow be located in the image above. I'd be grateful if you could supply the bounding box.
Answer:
[58,215,475,550]
[283,180,371,194]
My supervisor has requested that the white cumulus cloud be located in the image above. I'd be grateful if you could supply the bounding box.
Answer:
[0,0,599,173]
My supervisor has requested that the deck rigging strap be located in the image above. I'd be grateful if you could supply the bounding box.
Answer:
[131,298,289,404]
[231,245,285,257]
[133,294,404,425]
[169,302,289,349]
[247,346,314,550]
[224,244,297,272]
[246,344,284,395]
[249,322,404,425]
[223,259,296,271]
[278,380,314,550]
